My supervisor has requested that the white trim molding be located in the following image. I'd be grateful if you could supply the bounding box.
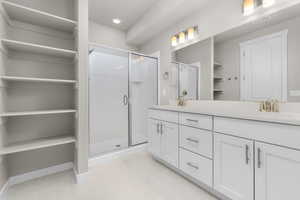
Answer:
[89,143,148,168]
[0,181,9,199]
[0,162,73,198]
[8,162,74,186]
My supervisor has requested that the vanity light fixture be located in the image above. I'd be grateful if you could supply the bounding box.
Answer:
[263,0,275,7]
[243,0,255,16]
[171,26,198,47]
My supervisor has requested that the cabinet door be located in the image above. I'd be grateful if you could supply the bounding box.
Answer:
[255,142,300,200]
[148,119,161,158]
[214,134,254,200]
[161,121,179,167]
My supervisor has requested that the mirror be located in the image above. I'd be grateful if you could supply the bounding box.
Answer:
[173,5,300,102]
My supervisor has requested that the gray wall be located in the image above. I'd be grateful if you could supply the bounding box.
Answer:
[215,15,300,102]
[89,21,137,51]
[175,38,213,100]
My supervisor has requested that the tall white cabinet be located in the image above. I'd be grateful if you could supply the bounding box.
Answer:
[0,0,88,187]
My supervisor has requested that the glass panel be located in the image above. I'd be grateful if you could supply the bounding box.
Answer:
[169,62,180,101]
[179,63,199,100]
[130,54,158,145]
[89,47,129,157]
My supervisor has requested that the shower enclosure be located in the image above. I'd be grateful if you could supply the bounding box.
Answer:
[169,62,199,101]
[89,46,158,157]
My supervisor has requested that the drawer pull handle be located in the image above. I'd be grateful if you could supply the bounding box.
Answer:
[187,162,199,170]
[186,119,199,123]
[186,138,199,143]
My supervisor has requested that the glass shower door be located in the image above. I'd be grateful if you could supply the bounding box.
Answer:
[89,47,129,156]
[130,54,158,145]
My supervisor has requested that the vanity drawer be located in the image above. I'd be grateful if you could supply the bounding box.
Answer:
[179,148,212,187]
[180,113,212,130]
[148,109,178,123]
[215,117,300,150]
[180,125,212,158]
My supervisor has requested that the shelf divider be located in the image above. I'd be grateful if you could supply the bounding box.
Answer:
[0,109,76,117]
[0,76,77,84]
[1,39,77,58]
[2,1,77,33]
[0,135,76,155]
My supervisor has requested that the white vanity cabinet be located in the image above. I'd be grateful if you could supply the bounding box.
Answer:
[148,111,179,168]
[255,142,300,200]
[215,117,300,200]
[149,108,300,200]
[214,134,254,200]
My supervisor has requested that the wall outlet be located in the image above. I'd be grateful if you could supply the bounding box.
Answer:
[289,90,300,97]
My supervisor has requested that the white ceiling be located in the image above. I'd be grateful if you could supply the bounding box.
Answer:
[89,0,159,31]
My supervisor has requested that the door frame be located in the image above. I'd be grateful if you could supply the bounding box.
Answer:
[239,30,288,101]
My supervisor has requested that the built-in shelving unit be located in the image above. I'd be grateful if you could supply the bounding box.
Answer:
[0,109,76,117]
[2,1,77,33]
[0,135,76,155]
[1,39,77,58]
[213,61,224,99]
[0,0,80,181]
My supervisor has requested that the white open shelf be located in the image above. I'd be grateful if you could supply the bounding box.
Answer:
[0,75,77,84]
[214,77,223,81]
[2,1,77,33]
[214,62,222,67]
[0,135,76,155]
[214,89,224,93]
[1,39,77,58]
[0,109,76,117]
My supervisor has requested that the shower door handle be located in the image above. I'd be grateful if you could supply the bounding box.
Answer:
[123,95,128,106]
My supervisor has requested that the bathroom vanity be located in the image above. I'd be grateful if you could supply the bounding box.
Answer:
[148,103,300,200]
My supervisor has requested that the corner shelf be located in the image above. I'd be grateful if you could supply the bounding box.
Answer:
[0,109,76,117]
[214,77,223,81]
[0,75,77,84]
[1,39,77,58]
[2,1,77,33]
[0,135,76,155]
[214,62,222,67]
[214,89,224,93]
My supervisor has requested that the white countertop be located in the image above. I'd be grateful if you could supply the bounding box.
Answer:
[150,104,300,126]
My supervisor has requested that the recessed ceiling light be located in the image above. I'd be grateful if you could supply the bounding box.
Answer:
[113,18,121,24]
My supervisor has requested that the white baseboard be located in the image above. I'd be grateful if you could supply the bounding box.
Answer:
[8,162,73,186]
[0,181,9,200]
[89,143,148,167]
[73,168,89,184]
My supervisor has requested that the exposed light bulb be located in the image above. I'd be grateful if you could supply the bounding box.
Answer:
[263,0,275,7]
[112,18,121,24]
[243,0,255,16]
[179,32,186,44]
[187,28,195,40]
[171,36,178,47]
